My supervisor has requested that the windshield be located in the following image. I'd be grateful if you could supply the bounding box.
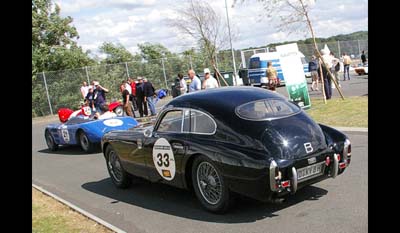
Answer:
[235,99,301,121]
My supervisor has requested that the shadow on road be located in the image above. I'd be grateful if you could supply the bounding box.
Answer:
[38,145,102,155]
[82,177,328,223]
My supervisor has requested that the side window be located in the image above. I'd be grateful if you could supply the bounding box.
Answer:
[190,110,216,134]
[157,110,183,133]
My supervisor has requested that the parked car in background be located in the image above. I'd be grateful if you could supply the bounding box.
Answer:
[354,63,368,75]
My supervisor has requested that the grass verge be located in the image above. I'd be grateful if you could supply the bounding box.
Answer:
[305,96,368,128]
[32,187,113,233]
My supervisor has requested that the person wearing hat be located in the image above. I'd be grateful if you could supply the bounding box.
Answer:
[188,69,201,92]
[93,81,109,113]
[202,68,219,89]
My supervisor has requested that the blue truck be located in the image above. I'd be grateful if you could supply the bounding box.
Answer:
[247,52,310,87]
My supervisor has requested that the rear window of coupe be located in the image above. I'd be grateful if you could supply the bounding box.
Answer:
[235,99,300,120]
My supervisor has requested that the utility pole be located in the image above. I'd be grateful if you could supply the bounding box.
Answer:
[225,0,238,85]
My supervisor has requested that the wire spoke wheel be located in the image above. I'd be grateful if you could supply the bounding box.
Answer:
[196,161,222,205]
[108,150,123,182]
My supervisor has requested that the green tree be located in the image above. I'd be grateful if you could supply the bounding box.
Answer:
[32,0,93,75]
[32,0,93,117]
[99,42,134,64]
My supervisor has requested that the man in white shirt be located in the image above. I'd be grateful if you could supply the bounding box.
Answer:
[178,73,187,95]
[202,68,219,89]
[80,81,90,100]
[188,69,201,92]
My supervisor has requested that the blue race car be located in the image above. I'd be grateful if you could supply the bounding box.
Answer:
[45,108,138,153]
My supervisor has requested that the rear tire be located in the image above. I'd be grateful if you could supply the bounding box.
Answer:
[79,131,94,153]
[45,130,58,151]
[105,145,131,188]
[192,155,231,213]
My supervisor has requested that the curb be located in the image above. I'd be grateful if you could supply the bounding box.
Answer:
[332,126,368,133]
[32,183,126,233]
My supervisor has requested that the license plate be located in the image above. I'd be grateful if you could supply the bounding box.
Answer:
[297,161,325,181]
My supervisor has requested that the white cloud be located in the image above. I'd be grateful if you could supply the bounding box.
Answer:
[53,0,367,56]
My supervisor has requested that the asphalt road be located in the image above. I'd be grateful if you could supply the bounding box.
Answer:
[33,120,367,233]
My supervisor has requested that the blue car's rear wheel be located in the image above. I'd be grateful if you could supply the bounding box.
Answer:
[79,131,94,153]
[45,130,58,151]
[105,145,131,188]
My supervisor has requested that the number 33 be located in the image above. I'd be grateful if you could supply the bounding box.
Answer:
[156,153,169,167]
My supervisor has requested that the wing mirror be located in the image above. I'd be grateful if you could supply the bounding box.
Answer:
[144,129,153,138]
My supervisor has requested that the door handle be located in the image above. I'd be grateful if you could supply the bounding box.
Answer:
[172,143,184,150]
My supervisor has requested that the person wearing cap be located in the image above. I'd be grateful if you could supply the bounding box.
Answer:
[188,69,201,92]
[320,49,333,99]
[143,78,157,116]
[202,68,219,89]
[135,77,148,117]
[93,81,109,113]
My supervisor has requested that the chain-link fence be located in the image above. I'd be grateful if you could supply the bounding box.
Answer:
[32,39,367,118]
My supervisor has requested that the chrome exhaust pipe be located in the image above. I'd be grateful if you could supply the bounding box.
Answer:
[291,167,298,194]
[332,153,339,178]
[269,160,278,192]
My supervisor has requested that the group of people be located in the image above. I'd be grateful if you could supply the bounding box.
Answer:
[80,80,110,116]
[119,77,157,118]
[307,49,364,100]
[173,68,220,97]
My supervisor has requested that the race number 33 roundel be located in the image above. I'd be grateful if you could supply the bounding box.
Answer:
[152,138,176,181]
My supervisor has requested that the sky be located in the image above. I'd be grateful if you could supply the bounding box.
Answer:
[53,0,368,57]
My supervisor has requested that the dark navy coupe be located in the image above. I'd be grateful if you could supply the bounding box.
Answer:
[101,87,351,213]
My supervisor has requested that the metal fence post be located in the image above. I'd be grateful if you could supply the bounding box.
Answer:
[161,58,168,89]
[189,55,193,70]
[338,41,341,56]
[357,40,361,55]
[42,71,54,115]
[85,66,90,84]
[240,51,246,68]
[125,62,130,78]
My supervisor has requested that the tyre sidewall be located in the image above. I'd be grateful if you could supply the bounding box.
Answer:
[79,131,93,153]
[45,130,58,151]
[105,145,131,188]
[191,155,230,213]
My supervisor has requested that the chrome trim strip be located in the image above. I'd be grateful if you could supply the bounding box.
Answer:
[291,167,298,194]
[269,160,278,192]
[343,139,351,166]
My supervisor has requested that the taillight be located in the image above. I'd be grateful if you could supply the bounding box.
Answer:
[281,180,290,188]
[337,154,341,161]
